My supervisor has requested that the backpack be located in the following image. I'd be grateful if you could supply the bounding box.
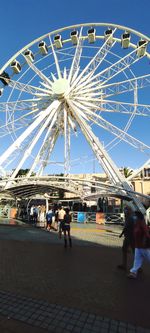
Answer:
[64,214,71,224]
[46,211,53,222]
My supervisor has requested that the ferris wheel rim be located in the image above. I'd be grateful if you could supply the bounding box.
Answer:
[1,22,150,74]
[0,22,149,187]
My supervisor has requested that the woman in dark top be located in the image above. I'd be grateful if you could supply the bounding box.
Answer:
[63,208,72,248]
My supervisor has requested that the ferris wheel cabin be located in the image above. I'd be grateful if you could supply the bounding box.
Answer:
[87,28,96,43]
[54,35,63,48]
[137,40,148,57]
[0,71,10,86]
[104,29,113,45]
[121,32,130,48]
[38,41,48,55]
[24,49,34,62]
[11,60,21,74]
[70,30,78,45]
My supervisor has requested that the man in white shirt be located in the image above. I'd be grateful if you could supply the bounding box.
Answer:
[58,207,66,239]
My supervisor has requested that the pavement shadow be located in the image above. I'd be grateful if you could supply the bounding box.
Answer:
[0,223,149,329]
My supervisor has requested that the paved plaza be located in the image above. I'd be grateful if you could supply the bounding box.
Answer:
[0,220,149,332]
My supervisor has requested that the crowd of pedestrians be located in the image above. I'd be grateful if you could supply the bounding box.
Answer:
[29,204,72,248]
[27,202,150,275]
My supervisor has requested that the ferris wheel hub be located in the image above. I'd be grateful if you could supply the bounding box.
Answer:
[52,78,70,97]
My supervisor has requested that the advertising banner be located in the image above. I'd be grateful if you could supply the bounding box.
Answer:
[96,212,105,224]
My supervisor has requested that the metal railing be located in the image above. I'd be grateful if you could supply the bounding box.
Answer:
[72,211,124,224]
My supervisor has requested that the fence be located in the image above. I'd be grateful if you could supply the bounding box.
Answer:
[72,211,124,224]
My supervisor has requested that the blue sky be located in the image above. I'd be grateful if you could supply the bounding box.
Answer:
[0,0,150,174]
[0,0,149,62]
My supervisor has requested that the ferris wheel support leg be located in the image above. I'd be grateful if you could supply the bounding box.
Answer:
[128,158,150,181]
[5,109,59,188]
[37,130,59,176]
[27,130,57,177]
[67,99,146,214]
[0,100,60,169]
[64,108,70,175]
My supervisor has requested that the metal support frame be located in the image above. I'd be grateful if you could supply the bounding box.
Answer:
[67,99,146,213]
[0,23,149,214]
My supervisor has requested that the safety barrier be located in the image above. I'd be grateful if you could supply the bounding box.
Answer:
[72,211,124,224]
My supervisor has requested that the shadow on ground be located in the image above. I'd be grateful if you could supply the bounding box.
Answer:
[0,223,149,329]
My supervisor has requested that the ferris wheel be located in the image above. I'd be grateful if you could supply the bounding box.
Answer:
[0,23,150,208]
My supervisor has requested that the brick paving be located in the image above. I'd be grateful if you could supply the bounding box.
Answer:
[0,290,150,333]
[0,221,149,332]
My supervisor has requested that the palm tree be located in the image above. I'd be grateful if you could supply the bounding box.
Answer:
[122,167,133,178]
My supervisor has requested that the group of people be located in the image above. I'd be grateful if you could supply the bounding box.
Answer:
[29,205,45,225]
[29,203,150,268]
[46,206,72,248]
[118,206,150,279]
[29,204,72,247]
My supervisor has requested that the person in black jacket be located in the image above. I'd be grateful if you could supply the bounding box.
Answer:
[117,206,135,271]
[63,208,72,248]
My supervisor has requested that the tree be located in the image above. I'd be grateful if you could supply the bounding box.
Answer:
[15,169,36,178]
[123,167,133,178]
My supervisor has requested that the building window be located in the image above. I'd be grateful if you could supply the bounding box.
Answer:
[144,168,150,178]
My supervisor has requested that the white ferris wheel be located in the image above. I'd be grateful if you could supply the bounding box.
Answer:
[0,23,150,210]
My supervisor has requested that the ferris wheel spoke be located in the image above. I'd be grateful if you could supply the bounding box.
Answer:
[49,35,62,79]
[71,79,104,99]
[63,67,67,79]
[101,74,150,98]
[79,58,135,96]
[5,78,51,97]
[0,98,42,112]
[70,99,150,152]
[0,100,61,168]
[23,56,53,89]
[88,45,146,87]
[6,107,59,184]
[74,97,150,116]
[67,98,128,185]
[70,29,116,91]
[101,100,150,116]
[0,107,42,136]
[68,27,83,83]
[6,107,46,130]
[27,119,59,177]
[37,129,59,176]
[87,112,150,152]
[72,72,148,98]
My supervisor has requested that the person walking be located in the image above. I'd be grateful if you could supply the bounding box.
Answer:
[58,206,66,239]
[39,205,45,226]
[33,206,38,226]
[117,206,135,271]
[29,205,34,223]
[46,208,54,231]
[128,211,150,279]
[63,208,72,248]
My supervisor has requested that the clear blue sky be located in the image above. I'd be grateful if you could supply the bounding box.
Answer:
[0,0,150,174]
[0,0,150,65]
